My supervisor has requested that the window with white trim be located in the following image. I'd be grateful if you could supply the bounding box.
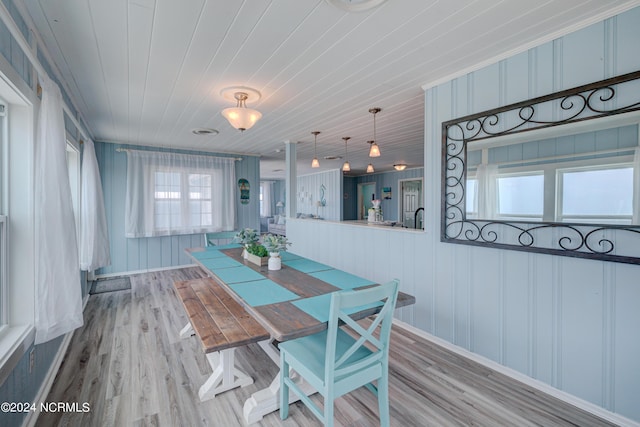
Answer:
[124,150,236,237]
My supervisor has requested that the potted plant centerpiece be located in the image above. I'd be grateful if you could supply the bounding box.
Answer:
[262,234,291,271]
[245,242,269,266]
[234,228,259,259]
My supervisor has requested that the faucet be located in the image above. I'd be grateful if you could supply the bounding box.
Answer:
[414,207,424,229]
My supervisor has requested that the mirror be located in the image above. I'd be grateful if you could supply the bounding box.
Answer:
[442,70,640,264]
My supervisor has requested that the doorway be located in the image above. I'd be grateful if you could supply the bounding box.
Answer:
[399,178,423,228]
[357,182,376,220]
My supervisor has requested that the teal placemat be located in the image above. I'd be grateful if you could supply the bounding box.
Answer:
[292,293,383,323]
[283,258,332,273]
[208,243,242,250]
[229,279,299,307]
[279,251,302,261]
[213,266,265,284]
[309,270,375,290]
[200,256,243,270]
[192,250,228,260]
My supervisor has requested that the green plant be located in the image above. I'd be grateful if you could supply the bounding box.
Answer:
[234,228,259,246]
[262,234,291,253]
[246,243,268,257]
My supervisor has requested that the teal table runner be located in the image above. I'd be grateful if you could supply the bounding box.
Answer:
[200,256,243,270]
[212,266,265,284]
[308,270,375,290]
[292,293,383,322]
[279,251,302,261]
[282,258,332,274]
[191,247,385,322]
[229,279,299,307]
[192,249,229,260]
[208,243,242,250]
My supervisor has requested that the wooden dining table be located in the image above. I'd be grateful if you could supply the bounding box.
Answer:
[184,244,415,424]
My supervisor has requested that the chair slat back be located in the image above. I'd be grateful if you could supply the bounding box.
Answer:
[204,231,238,247]
[325,280,399,380]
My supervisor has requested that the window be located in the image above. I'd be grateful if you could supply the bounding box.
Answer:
[466,178,478,218]
[153,171,213,230]
[496,173,544,220]
[125,150,236,237]
[0,215,6,334]
[558,165,634,224]
[259,182,264,216]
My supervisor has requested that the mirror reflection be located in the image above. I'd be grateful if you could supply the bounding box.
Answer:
[465,114,639,225]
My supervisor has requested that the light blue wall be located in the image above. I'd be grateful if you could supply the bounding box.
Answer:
[0,4,87,426]
[94,142,261,275]
[296,169,342,220]
[290,6,640,424]
[424,7,640,422]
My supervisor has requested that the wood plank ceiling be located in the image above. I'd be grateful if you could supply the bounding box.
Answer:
[20,0,640,178]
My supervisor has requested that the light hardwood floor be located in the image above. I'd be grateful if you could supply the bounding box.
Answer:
[36,267,616,427]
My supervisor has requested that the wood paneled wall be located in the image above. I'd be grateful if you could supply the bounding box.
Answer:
[94,142,261,276]
[296,169,342,220]
[290,7,640,423]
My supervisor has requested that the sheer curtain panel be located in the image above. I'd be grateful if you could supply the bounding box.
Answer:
[125,150,237,237]
[34,75,83,344]
[261,181,273,217]
[80,138,111,271]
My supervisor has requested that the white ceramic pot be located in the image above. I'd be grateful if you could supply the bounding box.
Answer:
[268,252,281,270]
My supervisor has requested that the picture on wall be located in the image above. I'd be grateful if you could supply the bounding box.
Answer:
[382,187,392,200]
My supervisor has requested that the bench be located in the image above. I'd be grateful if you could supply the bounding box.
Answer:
[174,277,270,401]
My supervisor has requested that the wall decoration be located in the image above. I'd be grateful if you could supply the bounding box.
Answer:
[238,178,250,205]
[382,187,392,200]
[441,70,640,264]
[319,184,327,206]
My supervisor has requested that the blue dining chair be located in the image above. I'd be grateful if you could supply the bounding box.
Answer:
[203,230,237,247]
[279,279,400,427]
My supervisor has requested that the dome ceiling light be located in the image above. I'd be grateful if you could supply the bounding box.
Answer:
[220,86,262,132]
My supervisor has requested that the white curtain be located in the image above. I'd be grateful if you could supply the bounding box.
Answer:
[633,147,640,224]
[476,163,498,219]
[34,75,83,344]
[80,139,111,271]
[261,181,273,217]
[125,150,236,237]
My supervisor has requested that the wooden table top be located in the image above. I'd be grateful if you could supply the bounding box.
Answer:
[186,246,415,342]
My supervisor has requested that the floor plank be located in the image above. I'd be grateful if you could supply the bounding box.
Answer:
[36,267,618,427]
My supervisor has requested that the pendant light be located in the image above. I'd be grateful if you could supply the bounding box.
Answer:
[368,107,381,157]
[311,131,320,168]
[366,163,375,173]
[342,136,351,172]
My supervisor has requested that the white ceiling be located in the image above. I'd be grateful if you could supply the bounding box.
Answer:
[19,0,640,178]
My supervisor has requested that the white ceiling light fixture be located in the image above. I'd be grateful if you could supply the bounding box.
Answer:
[368,107,381,157]
[342,136,351,172]
[394,164,407,171]
[311,131,321,168]
[366,163,375,173]
[220,86,262,132]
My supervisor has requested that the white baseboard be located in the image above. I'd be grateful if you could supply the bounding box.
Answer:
[94,263,198,280]
[22,330,74,427]
[392,319,639,427]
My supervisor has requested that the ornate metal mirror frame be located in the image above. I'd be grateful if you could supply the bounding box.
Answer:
[441,70,640,264]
